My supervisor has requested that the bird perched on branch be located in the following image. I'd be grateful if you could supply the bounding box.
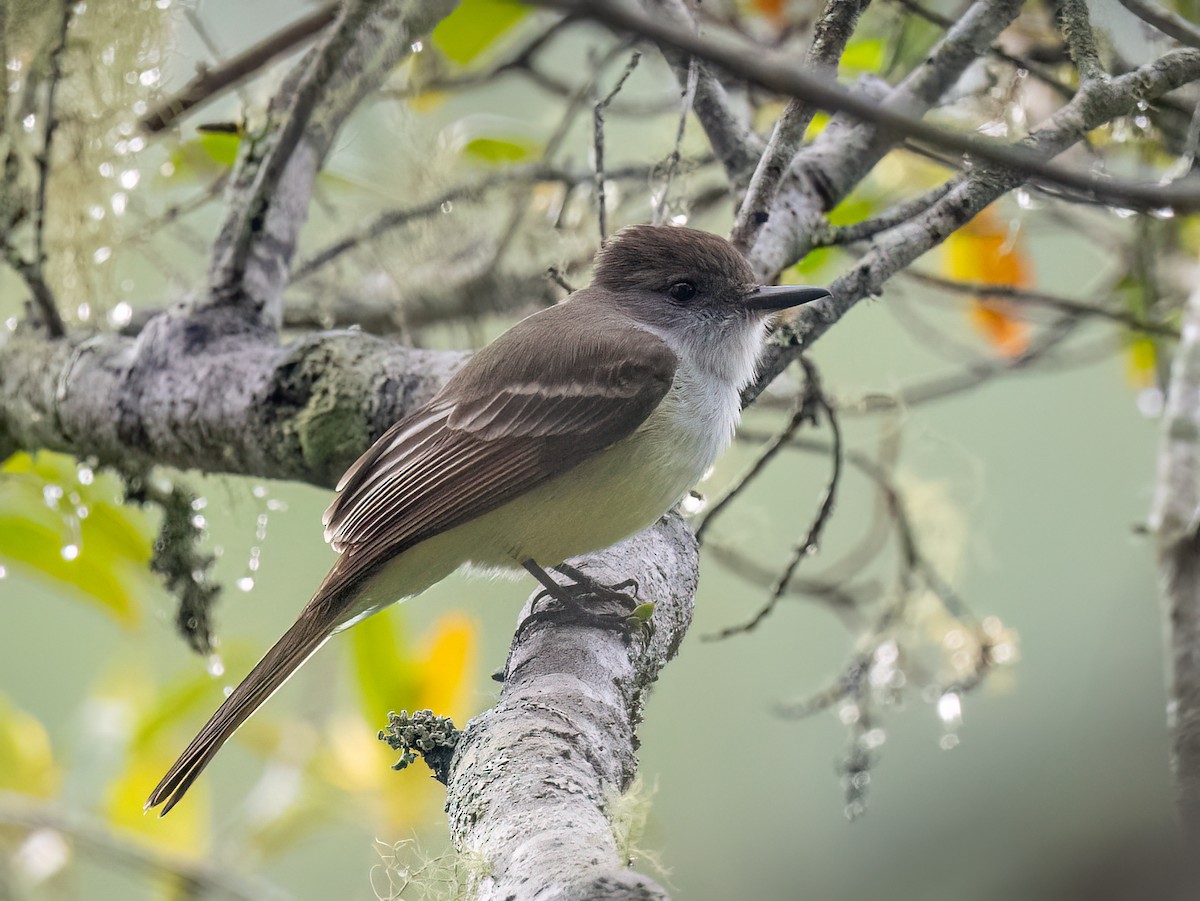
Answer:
[147,224,829,815]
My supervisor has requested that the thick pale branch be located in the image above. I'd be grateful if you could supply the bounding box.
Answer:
[1152,284,1200,847]
[447,514,696,901]
[0,311,462,487]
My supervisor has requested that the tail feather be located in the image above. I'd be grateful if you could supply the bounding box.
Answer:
[145,611,332,817]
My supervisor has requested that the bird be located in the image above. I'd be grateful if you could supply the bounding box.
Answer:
[145,224,830,815]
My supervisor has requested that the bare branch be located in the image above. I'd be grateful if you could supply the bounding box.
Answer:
[1119,0,1200,52]
[888,0,1075,99]
[141,3,338,133]
[0,323,464,488]
[594,51,642,244]
[815,178,960,245]
[903,270,1179,338]
[0,794,288,901]
[1152,283,1200,847]
[3,246,64,339]
[708,359,842,640]
[205,0,459,327]
[731,0,872,250]
[550,0,1200,240]
[1054,0,1107,84]
[639,0,764,185]
[747,48,1200,400]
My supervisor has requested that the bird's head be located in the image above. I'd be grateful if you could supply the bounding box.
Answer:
[591,225,830,330]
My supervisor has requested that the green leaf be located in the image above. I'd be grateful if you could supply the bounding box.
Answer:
[0,452,154,627]
[432,0,529,65]
[348,609,420,724]
[164,130,242,181]
[840,38,885,75]
[461,135,541,164]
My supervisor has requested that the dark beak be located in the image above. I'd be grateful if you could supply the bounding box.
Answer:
[744,284,831,312]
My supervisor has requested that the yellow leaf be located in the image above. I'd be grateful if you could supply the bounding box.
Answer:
[1126,336,1157,389]
[432,0,528,65]
[0,693,59,798]
[416,613,476,721]
[106,745,208,857]
[349,609,420,725]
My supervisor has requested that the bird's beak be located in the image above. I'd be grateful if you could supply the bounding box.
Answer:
[744,284,831,312]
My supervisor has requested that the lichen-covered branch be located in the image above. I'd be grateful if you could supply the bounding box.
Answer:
[0,314,463,487]
[1151,285,1200,846]
[446,514,697,901]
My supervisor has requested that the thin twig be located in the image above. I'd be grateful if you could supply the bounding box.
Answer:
[815,178,960,246]
[651,58,697,225]
[903,270,1178,338]
[0,795,290,901]
[707,359,843,640]
[543,0,1200,212]
[593,50,641,244]
[141,2,338,132]
[695,371,819,543]
[546,266,575,293]
[4,246,65,337]
[1118,0,1200,51]
[22,0,72,338]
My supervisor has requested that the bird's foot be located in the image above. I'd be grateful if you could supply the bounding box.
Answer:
[516,560,651,643]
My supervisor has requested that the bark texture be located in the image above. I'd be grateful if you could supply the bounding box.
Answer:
[446,514,697,901]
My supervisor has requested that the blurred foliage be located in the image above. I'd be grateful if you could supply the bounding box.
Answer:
[431,0,529,65]
[0,452,155,627]
[942,205,1033,358]
[461,135,541,164]
[0,692,59,799]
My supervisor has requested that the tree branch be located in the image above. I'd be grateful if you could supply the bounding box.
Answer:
[1118,0,1200,52]
[447,515,695,901]
[731,0,872,250]
[747,47,1200,399]
[140,2,339,133]
[0,794,288,901]
[1152,283,1200,847]
[638,0,764,185]
[204,0,459,327]
[0,319,463,486]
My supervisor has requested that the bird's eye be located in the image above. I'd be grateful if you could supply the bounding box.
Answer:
[668,282,697,303]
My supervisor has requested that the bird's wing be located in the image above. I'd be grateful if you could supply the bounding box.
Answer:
[322,302,678,572]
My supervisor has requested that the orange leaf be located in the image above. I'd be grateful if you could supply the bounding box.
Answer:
[943,205,1033,358]
[967,301,1029,358]
[752,0,787,26]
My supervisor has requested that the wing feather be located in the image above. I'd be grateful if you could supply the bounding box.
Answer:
[322,300,678,573]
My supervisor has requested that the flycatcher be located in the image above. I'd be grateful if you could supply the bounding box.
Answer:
[147,225,829,814]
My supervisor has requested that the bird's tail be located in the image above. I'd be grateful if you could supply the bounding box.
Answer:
[144,607,333,817]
